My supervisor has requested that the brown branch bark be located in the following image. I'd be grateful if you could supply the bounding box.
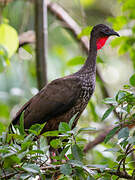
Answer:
[94,168,132,179]
[19,31,35,47]
[83,120,135,153]
[35,0,48,90]
[83,126,113,153]
[1,165,133,179]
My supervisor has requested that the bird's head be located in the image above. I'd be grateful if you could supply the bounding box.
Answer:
[91,24,120,50]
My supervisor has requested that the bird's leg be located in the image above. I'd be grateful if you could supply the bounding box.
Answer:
[51,151,57,163]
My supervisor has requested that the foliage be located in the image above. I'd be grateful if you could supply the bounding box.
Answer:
[108,0,135,69]
[0,0,135,179]
[78,26,93,38]
[0,115,97,179]
[0,87,135,180]
[0,22,19,73]
[0,23,19,57]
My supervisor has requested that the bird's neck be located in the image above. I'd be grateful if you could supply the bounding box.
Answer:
[81,37,97,74]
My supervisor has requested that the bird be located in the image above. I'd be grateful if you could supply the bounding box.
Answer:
[11,24,119,145]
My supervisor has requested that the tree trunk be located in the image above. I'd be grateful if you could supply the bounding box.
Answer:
[35,0,48,90]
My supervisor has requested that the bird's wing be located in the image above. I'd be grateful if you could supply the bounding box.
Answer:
[11,76,82,129]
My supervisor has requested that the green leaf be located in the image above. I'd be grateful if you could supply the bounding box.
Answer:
[0,56,5,72]
[78,26,93,38]
[23,44,33,55]
[68,160,94,176]
[60,145,70,159]
[120,138,128,148]
[128,136,135,145]
[129,74,135,86]
[50,139,61,149]
[108,16,127,31]
[19,112,25,135]
[0,148,9,153]
[22,164,40,173]
[21,141,32,151]
[115,90,127,102]
[0,45,8,59]
[27,149,44,155]
[67,56,85,66]
[4,154,20,167]
[60,164,72,175]
[102,98,117,105]
[104,126,120,143]
[29,124,42,135]
[0,122,6,134]
[59,177,69,180]
[101,106,115,121]
[69,113,78,129]
[78,127,96,133]
[19,174,31,180]
[122,0,135,11]
[58,122,70,132]
[71,144,83,161]
[11,134,24,141]
[116,154,126,162]
[87,176,96,180]
[0,46,9,71]
[0,23,19,57]
[42,130,59,137]
[3,152,16,159]
[23,134,34,143]
[123,84,131,89]
[118,127,129,139]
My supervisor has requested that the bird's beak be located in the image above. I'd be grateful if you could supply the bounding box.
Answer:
[109,29,120,37]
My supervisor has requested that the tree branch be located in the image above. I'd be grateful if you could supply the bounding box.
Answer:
[83,126,113,153]
[1,164,133,179]
[83,120,135,153]
[19,30,35,47]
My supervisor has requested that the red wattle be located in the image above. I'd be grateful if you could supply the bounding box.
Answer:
[96,37,108,50]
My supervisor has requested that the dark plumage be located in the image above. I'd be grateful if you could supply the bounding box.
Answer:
[11,24,119,140]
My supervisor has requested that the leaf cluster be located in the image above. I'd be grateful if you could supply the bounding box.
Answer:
[108,0,135,69]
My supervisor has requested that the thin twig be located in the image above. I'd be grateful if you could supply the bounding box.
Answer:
[1,162,133,179]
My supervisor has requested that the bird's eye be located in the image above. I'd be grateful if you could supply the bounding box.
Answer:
[105,29,109,32]
[100,29,109,34]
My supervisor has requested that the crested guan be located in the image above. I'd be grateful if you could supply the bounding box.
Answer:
[11,24,119,142]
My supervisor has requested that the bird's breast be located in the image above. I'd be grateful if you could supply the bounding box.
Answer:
[80,78,95,102]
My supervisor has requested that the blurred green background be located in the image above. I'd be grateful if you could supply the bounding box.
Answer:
[0,0,134,173]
